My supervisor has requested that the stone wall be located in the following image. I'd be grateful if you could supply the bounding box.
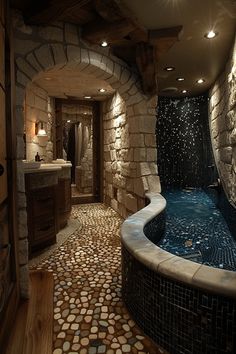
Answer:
[209,35,236,206]
[103,92,160,218]
[25,82,54,162]
[13,14,160,295]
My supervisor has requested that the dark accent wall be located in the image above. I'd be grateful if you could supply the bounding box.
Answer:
[156,95,216,188]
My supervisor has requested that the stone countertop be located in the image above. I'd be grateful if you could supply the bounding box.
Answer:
[24,166,62,174]
[41,163,72,168]
[121,192,236,299]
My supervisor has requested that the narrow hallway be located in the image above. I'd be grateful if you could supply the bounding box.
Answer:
[30,204,162,354]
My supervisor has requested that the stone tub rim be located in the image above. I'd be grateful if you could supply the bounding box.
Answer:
[121,192,236,299]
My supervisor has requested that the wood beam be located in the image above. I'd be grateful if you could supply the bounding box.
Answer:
[26,0,91,25]
[136,42,157,96]
[149,26,183,58]
[82,18,135,44]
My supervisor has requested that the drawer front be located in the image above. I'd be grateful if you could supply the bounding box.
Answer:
[33,218,56,243]
[32,196,54,217]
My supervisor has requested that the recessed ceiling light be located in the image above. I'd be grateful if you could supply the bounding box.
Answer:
[182,90,187,94]
[101,41,108,47]
[84,96,92,99]
[98,88,106,93]
[205,30,218,39]
[67,120,71,123]
[176,77,185,82]
[197,78,205,84]
[164,66,175,71]
[44,77,52,81]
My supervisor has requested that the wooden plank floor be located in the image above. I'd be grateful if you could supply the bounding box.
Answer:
[6,270,53,354]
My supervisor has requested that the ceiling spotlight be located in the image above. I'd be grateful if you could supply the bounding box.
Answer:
[205,30,217,39]
[164,66,175,72]
[197,78,205,84]
[182,90,187,94]
[176,77,185,82]
[101,41,108,47]
[44,77,52,81]
[98,88,106,93]
[84,96,92,99]
[67,120,71,123]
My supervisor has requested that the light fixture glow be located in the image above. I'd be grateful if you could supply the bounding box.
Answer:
[182,90,187,93]
[98,88,106,93]
[44,77,52,81]
[36,122,47,137]
[197,78,205,84]
[67,120,71,123]
[101,41,108,47]
[176,77,185,81]
[164,66,175,71]
[205,30,217,39]
[84,96,92,99]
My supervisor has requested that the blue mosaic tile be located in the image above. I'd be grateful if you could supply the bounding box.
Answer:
[157,189,236,271]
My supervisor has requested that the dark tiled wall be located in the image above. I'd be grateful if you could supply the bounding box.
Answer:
[122,246,236,354]
[156,95,216,188]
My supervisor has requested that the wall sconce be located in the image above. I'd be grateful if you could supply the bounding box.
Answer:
[35,121,47,137]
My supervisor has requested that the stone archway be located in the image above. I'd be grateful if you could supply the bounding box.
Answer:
[14,18,160,296]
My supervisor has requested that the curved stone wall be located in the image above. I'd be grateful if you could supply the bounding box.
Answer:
[121,193,236,354]
[209,34,236,206]
[13,14,160,295]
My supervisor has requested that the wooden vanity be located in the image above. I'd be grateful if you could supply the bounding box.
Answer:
[24,164,72,257]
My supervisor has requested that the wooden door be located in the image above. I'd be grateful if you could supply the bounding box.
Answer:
[0,0,19,350]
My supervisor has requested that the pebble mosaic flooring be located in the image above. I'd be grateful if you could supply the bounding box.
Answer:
[31,203,164,354]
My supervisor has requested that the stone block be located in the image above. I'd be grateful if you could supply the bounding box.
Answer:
[15,39,40,55]
[134,148,146,162]
[65,23,79,44]
[133,101,148,115]
[146,148,157,162]
[129,134,144,147]
[16,135,25,159]
[147,175,161,193]
[125,193,138,213]
[226,109,236,130]
[19,239,28,265]
[111,198,118,211]
[67,45,81,65]
[121,162,131,177]
[35,45,54,69]
[230,128,236,145]
[133,177,145,197]
[51,43,67,67]
[145,134,156,147]
[126,178,134,192]
[220,147,232,164]
[17,71,30,87]
[26,53,43,72]
[16,57,37,79]
[38,26,63,42]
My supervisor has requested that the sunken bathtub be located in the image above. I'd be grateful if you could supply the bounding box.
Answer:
[121,193,236,354]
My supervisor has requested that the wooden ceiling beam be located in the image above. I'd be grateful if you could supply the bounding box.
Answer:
[25,0,91,25]
[82,18,136,44]
[136,42,157,96]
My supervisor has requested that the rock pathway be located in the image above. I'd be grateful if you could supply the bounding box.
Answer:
[31,203,164,354]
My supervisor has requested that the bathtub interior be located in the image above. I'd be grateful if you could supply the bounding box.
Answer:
[144,188,236,271]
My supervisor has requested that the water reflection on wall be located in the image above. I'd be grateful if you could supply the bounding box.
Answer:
[156,95,216,188]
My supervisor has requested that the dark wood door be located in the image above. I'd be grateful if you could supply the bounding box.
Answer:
[0,0,19,350]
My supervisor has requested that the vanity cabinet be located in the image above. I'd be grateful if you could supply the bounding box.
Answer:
[25,172,58,257]
[58,177,71,229]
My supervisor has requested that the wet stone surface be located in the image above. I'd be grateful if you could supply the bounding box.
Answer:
[31,203,164,354]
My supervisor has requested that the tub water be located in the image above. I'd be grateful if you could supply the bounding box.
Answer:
[158,188,236,271]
